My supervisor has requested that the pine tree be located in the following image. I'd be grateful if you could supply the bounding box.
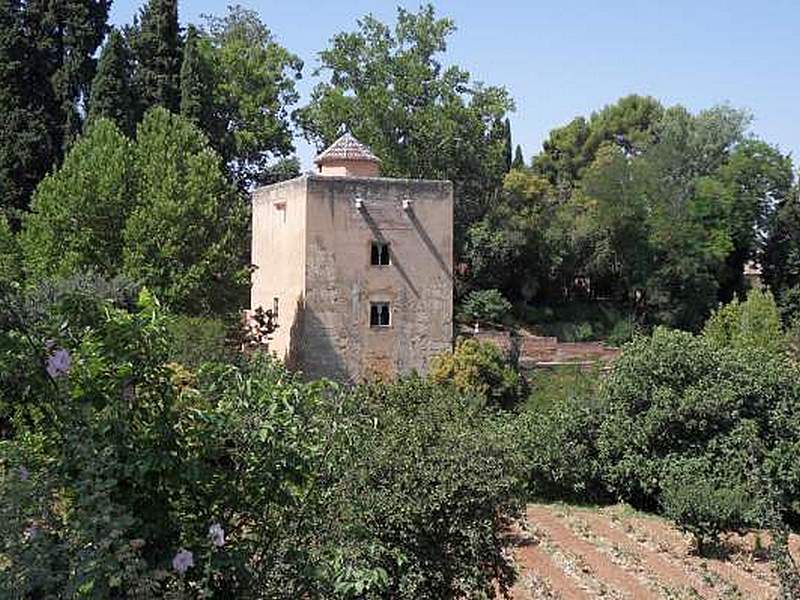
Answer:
[20,119,134,280]
[129,0,182,117]
[512,145,526,170]
[89,29,136,136]
[123,108,248,314]
[179,25,213,127]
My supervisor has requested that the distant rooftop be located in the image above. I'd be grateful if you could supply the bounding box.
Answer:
[314,133,381,165]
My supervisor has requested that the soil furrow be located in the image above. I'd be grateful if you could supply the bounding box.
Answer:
[627,516,777,599]
[527,505,659,600]
[511,535,590,600]
[576,510,717,598]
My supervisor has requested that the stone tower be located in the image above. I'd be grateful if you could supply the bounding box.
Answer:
[251,134,453,382]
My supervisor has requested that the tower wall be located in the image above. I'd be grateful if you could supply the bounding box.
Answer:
[250,177,307,364]
[299,175,453,382]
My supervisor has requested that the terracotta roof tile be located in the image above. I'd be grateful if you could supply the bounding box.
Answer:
[314,133,380,165]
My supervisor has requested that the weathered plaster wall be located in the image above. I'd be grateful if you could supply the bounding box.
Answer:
[251,177,307,364]
[318,160,380,178]
[300,175,453,382]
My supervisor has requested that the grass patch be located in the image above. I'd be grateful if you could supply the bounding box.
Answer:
[523,366,600,413]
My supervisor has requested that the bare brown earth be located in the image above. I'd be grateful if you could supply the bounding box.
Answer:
[507,503,800,599]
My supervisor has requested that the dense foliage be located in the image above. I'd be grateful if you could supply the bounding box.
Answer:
[462,96,797,333]
[458,288,512,325]
[513,290,800,565]
[19,110,248,315]
[0,279,523,597]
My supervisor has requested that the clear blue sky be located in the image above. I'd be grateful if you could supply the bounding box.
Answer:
[110,0,800,171]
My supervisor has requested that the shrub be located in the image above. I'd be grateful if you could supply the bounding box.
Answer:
[660,450,767,554]
[0,213,21,285]
[596,326,800,545]
[316,378,524,598]
[166,315,235,368]
[459,288,512,325]
[0,281,328,597]
[429,338,526,409]
[524,366,598,413]
[514,393,607,502]
[703,288,786,354]
[606,317,637,346]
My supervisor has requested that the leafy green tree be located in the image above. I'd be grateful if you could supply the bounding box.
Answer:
[88,29,136,136]
[123,108,248,315]
[763,184,800,316]
[704,140,794,301]
[463,168,557,301]
[299,4,514,242]
[459,289,512,324]
[194,6,303,188]
[20,119,134,280]
[703,288,786,354]
[128,0,181,116]
[533,94,663,187]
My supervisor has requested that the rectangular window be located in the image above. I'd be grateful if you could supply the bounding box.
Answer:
[370,242,390,266]
[272,297,279,318]
[274,201,286,224]
[370,302,391,327]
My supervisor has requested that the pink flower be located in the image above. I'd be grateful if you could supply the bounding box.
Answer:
[209,522,225,547]
[18,466,30,481]
[46,347,71,378]
[172,548,194,574]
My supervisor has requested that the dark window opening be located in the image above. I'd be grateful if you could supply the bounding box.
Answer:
[370,242,390,266]
[370,303,391,327]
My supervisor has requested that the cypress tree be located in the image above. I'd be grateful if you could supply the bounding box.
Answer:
[512,145,526,170]
[503,117,513,172]
[179,25,213,127]
[29,0,112,148]
[129,0,182,117]
[89,29,136,136]
[0,1,58,224]
[0,0,109,223]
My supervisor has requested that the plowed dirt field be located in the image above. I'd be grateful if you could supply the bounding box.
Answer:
[508,503,800,599]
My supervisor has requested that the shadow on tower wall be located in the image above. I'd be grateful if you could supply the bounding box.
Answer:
[288,294,351,383]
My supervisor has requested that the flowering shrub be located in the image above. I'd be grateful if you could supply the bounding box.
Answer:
[0,279,325,596]
[1,277,523,597]
[429,338,527,409]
